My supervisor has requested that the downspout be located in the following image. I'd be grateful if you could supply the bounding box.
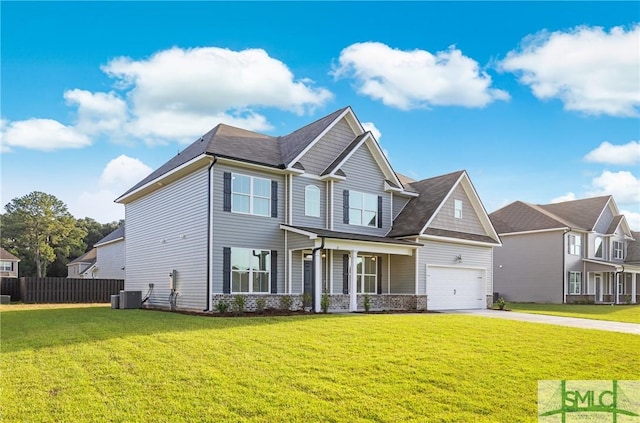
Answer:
[562,228,571,304]
[204,156,217,312]
[311,237,325,312]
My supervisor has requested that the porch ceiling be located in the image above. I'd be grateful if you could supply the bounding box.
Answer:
[583,259,640,273]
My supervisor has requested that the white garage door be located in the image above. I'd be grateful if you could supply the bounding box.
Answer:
[427,267,485,310]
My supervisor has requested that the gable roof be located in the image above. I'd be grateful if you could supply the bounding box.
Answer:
[94,225,124,247]
[321,133,368,176]
[0,247,19,262]
[626,231,640,264]
[489,195,625,235]
[68,248,97,266]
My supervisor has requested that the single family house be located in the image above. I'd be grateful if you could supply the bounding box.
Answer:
[0,247,20,278]
[67,225,125,279]
[116,107,501,312]
[490,196,639,304]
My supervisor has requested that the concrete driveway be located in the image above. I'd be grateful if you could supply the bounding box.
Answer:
[448,309,640,335]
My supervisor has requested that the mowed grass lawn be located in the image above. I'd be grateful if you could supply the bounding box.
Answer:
[507,303,640,324]
[1,305,638,422]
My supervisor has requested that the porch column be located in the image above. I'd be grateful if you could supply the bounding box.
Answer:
[314,249,322,313]
[350,250,358,312]
[632,273,637,304]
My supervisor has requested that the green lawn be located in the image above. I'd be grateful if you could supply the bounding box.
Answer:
[1,305,638,422]
[507,303,640,324]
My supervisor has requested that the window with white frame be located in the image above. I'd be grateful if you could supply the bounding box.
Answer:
[613,241,624,260]
[353,255,377,294]
[594,237,604,258]
[568,234,582,255]
[454,200,463,219]
[230,248,270,293]
[305,185,320,217]
[231,173,271,216]
[0,261,12,271]
[349,191,378,227]
[568,272,581,295]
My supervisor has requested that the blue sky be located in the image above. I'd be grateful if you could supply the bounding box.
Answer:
[2,1,639,229]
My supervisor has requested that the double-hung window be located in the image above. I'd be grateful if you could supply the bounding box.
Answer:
[613,241,624,260]
[568,234,582,256]
[454,200,463,219]
[355,256,377,294]
[231,173,271,216]
[349,191,378,227]
[568,271,581,295]
[230,248,270,293]
[0,261,12,272]
[305,185,320,217]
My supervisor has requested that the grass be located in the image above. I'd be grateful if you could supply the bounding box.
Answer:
[1,305,639,422]
[507,303,640,324]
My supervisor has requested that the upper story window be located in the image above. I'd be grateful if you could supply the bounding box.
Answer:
[568,234,581,256]
[0,261,12,272]
[348,191,378,227]
[613,241,624,260]
[231,248,271,293]
[305,185,320,217]
[230,173,272,217]
[594,237,604,258]
[454,200,463,219]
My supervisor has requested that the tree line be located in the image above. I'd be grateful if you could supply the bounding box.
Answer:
[1,191,123,277]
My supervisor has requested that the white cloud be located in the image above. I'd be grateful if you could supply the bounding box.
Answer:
[361,122,381,140]
[550,192,577,203]
[500,25,640,117]
[103,46,333,142]
[99,154,153,191]
[64,89,128,136]
[0,118,91,151]
[587,170,640,204]
[621,209,640,232]
[73,189,125,223]
[333,42,509,110]
[584,141,640,166]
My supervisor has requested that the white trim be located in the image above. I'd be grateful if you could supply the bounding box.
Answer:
[323,238,416,256]
[350,249,358,311]
[287,108,356,168]
[329,250,334,294]
[414,247,419,295]
[329,180,334,230]
[208,165,215,311]
[387,253,391,294]
[498,228,569,237]
[116,155,213,203]
[215,157,286,174]
[93,237,124,248]
[288,174,293,225]
[280,224,318,239]
[384,180,403,192]
[288,249,293,294]
[417,234,501,248]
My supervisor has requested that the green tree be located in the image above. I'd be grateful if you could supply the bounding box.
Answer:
[1,192,87,277]
[76,217,122,254]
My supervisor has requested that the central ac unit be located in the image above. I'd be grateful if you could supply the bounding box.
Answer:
[119,290,142,309]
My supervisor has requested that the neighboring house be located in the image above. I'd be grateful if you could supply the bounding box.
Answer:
[67,248,97,278]
[0,247,20,278]
[116,107,501,312]
[66,225,125,279]
[490,196,639,304]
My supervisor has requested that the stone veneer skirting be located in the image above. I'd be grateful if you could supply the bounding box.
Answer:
[210,294,429,312]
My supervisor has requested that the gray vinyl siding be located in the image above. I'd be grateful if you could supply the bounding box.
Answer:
[430,184,485,235]
[333,144,391,236]
[417,240,493,296]
[95,240,125,279]
[287,231,314,251]
[392,195,410,220]
[292,177,326,228]
[389,253,415,293]
[125,167,209,310]
[211,163,285,294]
[291,250,304,294]
[493,231,564,303]
[594,205,614,234]
[298,119,357,175]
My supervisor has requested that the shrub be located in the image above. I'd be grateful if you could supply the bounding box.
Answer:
[363,294,371,312]
[215,301,229,314]
[232,295,246,315]
[302,292,312,310]
[496,297,506,310]
[279,295,293,312]
[321,293,330,314]
[255,297,267,313]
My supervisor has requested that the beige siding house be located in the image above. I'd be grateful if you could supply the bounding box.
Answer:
[0,247,20,278]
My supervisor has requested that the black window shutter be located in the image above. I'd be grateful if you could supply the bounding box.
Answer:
[271,181,278,218]
[342,254,349,294]
[343,190,350,224]
[223,172,231,212]
[270,250,278,294]
[377,196,383,228]
[377,256,383,294]
[222,247,231,294]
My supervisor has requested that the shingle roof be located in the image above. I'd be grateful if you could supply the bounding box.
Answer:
[423,228,500,245]
[95,225,124,246]
[0,247,19,261]
[395,173,419,194]
[387,171,465,237]
[119,107,349,199]
[283,225,422,247]
[490,196,614,234]
[68,248,97,265]
[321,133,368,176]
[606,215,624,235]
[626,231,640,264]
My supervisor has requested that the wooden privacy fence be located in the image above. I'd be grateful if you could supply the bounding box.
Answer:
[1,278,20,301]
[14,277,124,303]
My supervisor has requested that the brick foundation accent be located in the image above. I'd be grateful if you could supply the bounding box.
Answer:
[211,294,304,312]
[486,295,494,309]
[325,294,428,312]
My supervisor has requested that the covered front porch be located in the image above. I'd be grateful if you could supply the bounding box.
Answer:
[281,224,424,312]
[569,259,640,304]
